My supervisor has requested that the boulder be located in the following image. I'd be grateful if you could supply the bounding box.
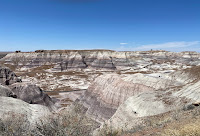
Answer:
[10,83,56,110]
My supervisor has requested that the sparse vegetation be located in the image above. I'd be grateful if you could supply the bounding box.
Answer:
[53,86,73,92]
[120,105,200,136]
[161,122,200,136]
[17,65,54,78]
[0,104,100,136]
[2,50,200,136]
[0,112,31,136]
[184,65,200,79]
[98,123,120,136]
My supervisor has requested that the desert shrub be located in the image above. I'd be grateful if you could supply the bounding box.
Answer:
[97,121,120,136]
[0,112,32,136]
[98,126,119,136]
[0,104,99,136]
[35,109,97,136]
[161,121,200,136]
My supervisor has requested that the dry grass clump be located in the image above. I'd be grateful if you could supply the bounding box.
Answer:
[151,59,175,65]
[53,71,84,77]
[120,105,200,136]
[53,86,73,92]
[0,104,99,136]
[0,112,32,136]
[0,63,17,71]
[31,65,55,71]
[161,120,200,136]
[97,123,120,136]
[17,65,54,78]
[183,66,200,79]
[35,103,100,136]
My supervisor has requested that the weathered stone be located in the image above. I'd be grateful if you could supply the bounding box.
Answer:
[10,83,56,110]
[0,66,21,85]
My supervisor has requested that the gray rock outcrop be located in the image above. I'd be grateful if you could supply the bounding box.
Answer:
[0,66,21,85]
[10,83,56,110]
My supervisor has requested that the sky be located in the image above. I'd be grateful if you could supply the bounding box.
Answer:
[0,0,200,52]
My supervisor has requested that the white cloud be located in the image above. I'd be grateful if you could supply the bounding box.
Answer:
[120,43,128,45]
[116,41,200,52]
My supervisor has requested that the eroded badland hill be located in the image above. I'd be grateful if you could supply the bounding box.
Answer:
[1,50,200,135]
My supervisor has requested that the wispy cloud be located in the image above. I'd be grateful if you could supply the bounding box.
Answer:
[120,43,128,45]
[116,41,200,52]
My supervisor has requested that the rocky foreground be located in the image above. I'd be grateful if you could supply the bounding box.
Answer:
[1,50,200,135]
[0,66,56,126]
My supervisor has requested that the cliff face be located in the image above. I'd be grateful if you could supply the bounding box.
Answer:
[78,74,154,122]
[2,50,200,71]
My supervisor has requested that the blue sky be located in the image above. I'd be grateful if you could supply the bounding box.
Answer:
[0,0,200,52]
